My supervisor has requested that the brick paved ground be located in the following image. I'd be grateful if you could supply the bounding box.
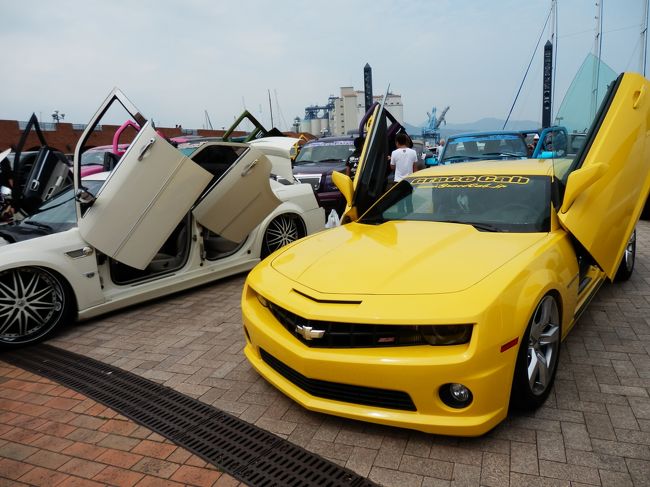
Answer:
[0,363,243,486]
[4,220,650,486]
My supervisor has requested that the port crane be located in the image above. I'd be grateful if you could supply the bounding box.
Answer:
[421,106,449,145]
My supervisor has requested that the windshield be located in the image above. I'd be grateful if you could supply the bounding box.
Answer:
[80,150,106,166]
[359,174,551,233]
[441,135,528,164]
[25,180,104,225]
[294,141,354,165]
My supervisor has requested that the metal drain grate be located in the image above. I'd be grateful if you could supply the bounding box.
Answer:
[3,344,377,487]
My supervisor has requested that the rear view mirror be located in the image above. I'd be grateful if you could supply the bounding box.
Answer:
[331,171,353,206]
[75,188,97,206]
[560,163,608,213]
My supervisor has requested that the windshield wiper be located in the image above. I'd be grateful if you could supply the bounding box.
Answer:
[441,155,484,163]
[437,220,501,232]
[22,221,53,231]
[315,158,344,163]
[482,152,526,158]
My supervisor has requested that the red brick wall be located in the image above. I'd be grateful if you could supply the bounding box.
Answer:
[0,120,235,154]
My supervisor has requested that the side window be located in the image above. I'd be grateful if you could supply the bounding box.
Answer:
[191,145,246,182]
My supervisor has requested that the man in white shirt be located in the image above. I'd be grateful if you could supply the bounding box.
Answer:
[390,132,418,214]
[390,132,418,183]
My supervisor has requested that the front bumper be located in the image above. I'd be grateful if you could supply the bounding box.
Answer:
[241,283,516,437]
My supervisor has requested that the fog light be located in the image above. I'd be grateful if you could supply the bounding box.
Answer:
[440,383,473,409]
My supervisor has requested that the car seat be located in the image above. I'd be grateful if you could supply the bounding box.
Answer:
[483,140,501,153]
[203,230,241,259]
[147,222,189,273]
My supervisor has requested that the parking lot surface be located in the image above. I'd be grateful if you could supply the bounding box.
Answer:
[4,221,650,486]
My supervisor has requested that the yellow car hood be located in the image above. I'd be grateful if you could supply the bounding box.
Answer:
[271,221,545,295]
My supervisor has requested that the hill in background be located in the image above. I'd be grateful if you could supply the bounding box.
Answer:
[404,117,541,138]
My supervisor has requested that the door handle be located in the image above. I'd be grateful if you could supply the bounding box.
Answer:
[633,86,646,109]
[138,138,156,161]
[241,159,258,177]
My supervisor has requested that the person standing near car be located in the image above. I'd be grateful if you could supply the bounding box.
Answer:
[345,136,364,179]
[390,133,418,214]
[390,132,418,184]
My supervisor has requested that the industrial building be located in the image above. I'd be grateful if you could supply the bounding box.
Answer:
[299,87,403,137]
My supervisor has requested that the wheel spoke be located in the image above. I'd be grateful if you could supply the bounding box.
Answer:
[527,348,540,390]
[22,272,40,297]
[0,308,19,335]
[22,306,45,328]
[0,281,14,300]
[15,270,28,298]
[26,286,53,303]
[535,350,549,388]
[539,324,560,347]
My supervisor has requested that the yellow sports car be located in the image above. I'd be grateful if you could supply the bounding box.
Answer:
[241,72,650,436]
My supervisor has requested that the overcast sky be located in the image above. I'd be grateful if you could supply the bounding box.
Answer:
[1,0,647,130]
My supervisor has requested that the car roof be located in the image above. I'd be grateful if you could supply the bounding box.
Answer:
[305,136,355,145]
[413,158,572,177]
[83,171,110,181]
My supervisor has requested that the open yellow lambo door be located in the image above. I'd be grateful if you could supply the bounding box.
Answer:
[559,72,650,279]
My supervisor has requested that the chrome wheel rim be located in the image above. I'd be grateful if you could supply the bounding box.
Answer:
[624,230,636,272]
[0,268,65,342]
[265,216,299,253]
[527,296,560,396]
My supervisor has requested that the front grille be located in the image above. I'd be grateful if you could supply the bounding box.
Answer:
[268,301,427,348]
[294,174,322,191]
[260,349,417,411]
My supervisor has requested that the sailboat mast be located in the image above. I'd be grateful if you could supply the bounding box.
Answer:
[641,0,649,76]
[591,1,604,120]
[268,89,274,128]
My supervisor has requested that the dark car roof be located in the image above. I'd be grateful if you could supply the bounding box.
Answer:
[304,136,355,145]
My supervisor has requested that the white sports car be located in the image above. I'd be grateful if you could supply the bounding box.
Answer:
[0,89,324,346]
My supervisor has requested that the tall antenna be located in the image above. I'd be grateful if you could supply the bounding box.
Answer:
[550,0,558,122]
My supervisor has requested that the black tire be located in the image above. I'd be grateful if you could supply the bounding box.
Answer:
[262,214,304,257]
[614,229,636,282]
[0,267,71,347]
[511,294,561,410]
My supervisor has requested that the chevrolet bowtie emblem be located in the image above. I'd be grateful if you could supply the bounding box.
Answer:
[295,325,325,340]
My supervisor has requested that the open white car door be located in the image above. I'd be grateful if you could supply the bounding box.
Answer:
[78,122,213,270]
[193,146,281,242]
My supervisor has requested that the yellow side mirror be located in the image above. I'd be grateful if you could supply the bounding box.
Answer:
[332,171,353,206]
[560,162,609,213]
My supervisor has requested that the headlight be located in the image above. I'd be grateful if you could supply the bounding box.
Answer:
[418,325,472,345]
[256,293,269,308]
[323,174,338,192]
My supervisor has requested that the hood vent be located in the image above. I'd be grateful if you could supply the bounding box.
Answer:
[293,288,361,305]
